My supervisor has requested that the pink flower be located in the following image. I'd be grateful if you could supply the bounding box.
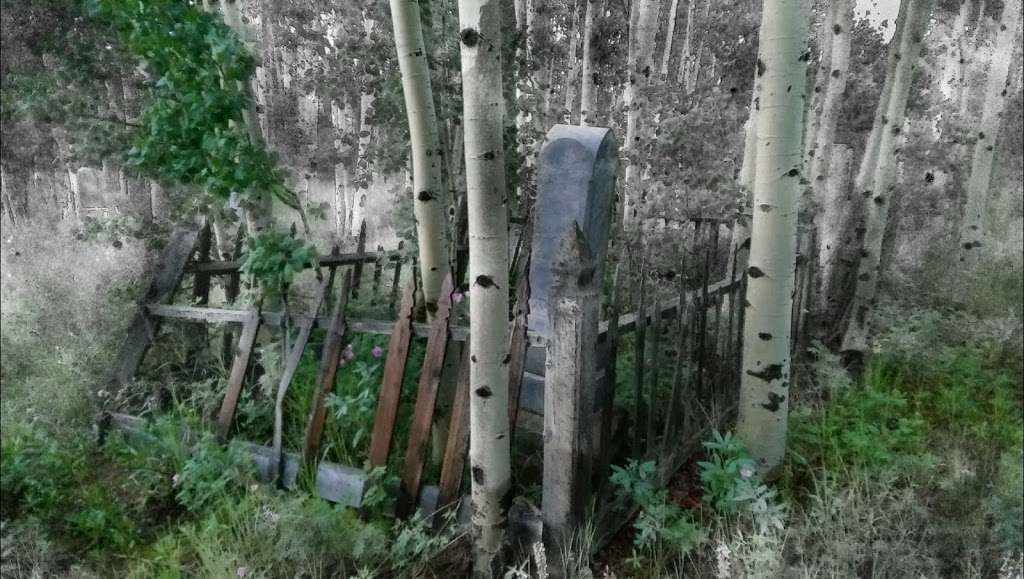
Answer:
[372,345,384,358]
[452,291,465,304]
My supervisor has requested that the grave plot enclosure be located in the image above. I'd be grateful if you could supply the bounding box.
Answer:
[100,125,817,556]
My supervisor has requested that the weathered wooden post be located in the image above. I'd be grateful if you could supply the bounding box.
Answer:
[543,224,599,567]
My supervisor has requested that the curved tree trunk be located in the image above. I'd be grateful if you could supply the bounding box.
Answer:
[736,0,809,475]
[841,0,933,354]
[958,0,1022,258]
[457,0,512,574]
[389,0,453,314]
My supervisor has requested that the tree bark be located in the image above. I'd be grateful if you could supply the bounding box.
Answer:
[807,0,853,195]
[622,0,663,228]
[815,143,854,332]
[390,0,453,314]
[852,0,913,199]
[580,0,602,126]
[563,0,583,124]
[803,6,834,170]
[841,0,933,353]
[457,0,512,574]
[736,0,809,475]
[660,0,681,77]
[958,0,1022,258]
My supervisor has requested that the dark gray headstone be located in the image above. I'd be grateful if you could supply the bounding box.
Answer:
[528,125,618,336]
[520,125,618,416]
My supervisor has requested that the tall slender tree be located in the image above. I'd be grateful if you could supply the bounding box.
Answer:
[579,0,602,126]
[388,0,452,314]
[621,0,663,228]
[736,0,809,475]
[842,0,934,354]
[457,0,512,574]
[958,0,1022,257]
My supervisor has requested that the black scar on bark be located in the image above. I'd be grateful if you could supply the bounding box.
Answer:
[740,237,751,250]
[475,275,499,289]
[760,392,786,412]
[475,386,493,398]
[417,190,435,202]
[799,49,811,62]
[858,272,870,281]
[472,466,485,484]
[786,168,800,177]
[833,24,843,34]
[482,151,496,160]
[460,28,480,47]
[502,353,512,364]
[471,354,478,363]
[758,332,773,341]
[831,69,841,78]
[748,266,766,278]
[757,58,766,76]
[746,363,784,382]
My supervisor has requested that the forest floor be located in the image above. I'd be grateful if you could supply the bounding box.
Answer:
[1,226,1022,578]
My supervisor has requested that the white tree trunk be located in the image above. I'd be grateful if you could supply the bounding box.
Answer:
[676,0,696,85]
[852,0,912,198]
[815,143,854,325]
[390,0,453,314]
[803,6,834,169]
[841,0,933,353]
[660,0,681,77]
[580,0,601,126]
[622,0,663,228]
[563,0,582,124]
[736,0,809,475]
[457,0,512,574]
[352,90,375,235]
[958,0,1022,257]
[807,0,853,193]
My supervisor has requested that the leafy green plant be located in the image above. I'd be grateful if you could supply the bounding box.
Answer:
[699,431,759,513]
[240,230,317,296]
[175,433,257,513]
[610,460,704,564]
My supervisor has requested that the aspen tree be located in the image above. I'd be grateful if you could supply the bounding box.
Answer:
[457,0,512,573]
[675,0,696,85]
[217,0,271,232]
[622,0,663,228]
[853,0,912,200]
[352,13,378,234]
[958,0,1022,257]
[803,7,834,170]
[389,0,452,314]
[580,0,602,126]
[807,0,852,192]
[660,0,681,77]
[841,0,933,354]
[563,0,582,124]
[736,0,809,475]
